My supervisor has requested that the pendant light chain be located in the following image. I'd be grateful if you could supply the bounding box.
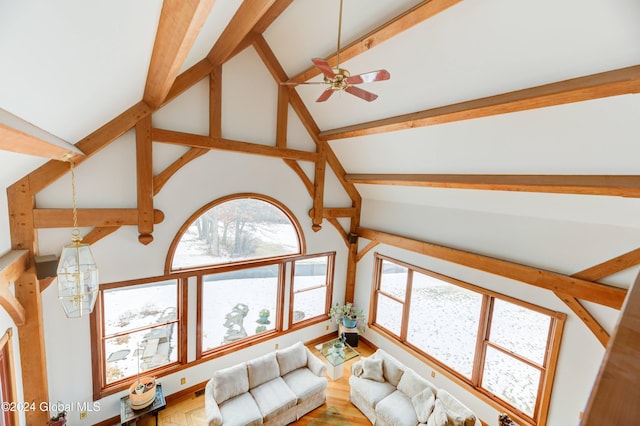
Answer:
[69,160,81,243]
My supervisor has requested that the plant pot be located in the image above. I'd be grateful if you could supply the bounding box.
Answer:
[342,317,357,328]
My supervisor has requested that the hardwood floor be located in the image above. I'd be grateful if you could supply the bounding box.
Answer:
[145,341,374,426]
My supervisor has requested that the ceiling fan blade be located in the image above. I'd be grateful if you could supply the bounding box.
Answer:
[316,88,335,102]
[345,85,378,102]
[345,69,391,85]
[312,58,336,79]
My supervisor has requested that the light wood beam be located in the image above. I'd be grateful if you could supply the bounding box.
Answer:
[276,85,289,149]
[284,159,314,196]
[151,128,318,162]
[309,207,357,218]
[0,285,25,327]
[345,174,640,198]
[32,209,165,228]
[207,0,277,66]
[135,116,154,244]
[82,227,120,246]
[582,273,640,425]
[357,227,627,309]
[163,59,215,108]
[0,108,84,161]
[356,241,379,262]
[0,250,29,286]
[143,0,217,108]
[7,178,48,424]
[289,0,463,83]
[210,65,222,139]
[574,247,640,282]
[554,291,609,347]
[320,65,640,140]
[312,144,327,231]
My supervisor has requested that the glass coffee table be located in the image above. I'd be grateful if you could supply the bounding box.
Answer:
[317,338,359,380]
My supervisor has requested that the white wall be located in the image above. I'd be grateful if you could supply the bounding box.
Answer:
[354,198,633,426]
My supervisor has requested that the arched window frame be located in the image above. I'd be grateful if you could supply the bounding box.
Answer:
[165,193,306,274]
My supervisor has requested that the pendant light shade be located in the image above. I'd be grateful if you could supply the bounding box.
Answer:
[57,240,98,318]
[57,159,99,318]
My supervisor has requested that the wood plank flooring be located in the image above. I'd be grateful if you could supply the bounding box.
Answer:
[140,341,374,426]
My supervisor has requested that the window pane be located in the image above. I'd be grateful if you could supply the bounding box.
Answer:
[407,273,482,378]
[201,265,279,352]
[105,324,178,384]
[376,294,403,336]
[379,260,407,300]
[482,346,541,416]
[292,287,327,323]
[173,198,300,269]
[293,256,328,291]
[103,280,177,336]
[490,299,551,365]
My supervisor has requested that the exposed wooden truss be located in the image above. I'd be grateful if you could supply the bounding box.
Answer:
[143,0,217,108]
[0,109,84,162]
[345,174,640,198]
[0,250,28,325]
[319,65,640,140]
[356,227,627,309]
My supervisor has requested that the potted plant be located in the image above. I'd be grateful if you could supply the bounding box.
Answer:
[329,302,366,334]
[48,410,67,426]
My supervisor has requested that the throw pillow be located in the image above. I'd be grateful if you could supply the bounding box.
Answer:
[277,341,307,376]
[398,368,438,398]
[360,357,385,382]
[212,362,249,403]
[374,349,405,386]
[427,399,449,426]
[438,389,477,426]
[247,352,280,388]
[411,386,436,424]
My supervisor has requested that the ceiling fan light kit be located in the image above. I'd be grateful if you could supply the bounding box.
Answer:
[295,0,391,102]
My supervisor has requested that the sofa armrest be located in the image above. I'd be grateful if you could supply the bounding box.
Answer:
[351,357,366,377]
[305,347,327,376]
[205,379,223,426]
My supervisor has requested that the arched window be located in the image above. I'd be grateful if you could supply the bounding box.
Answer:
[167,194,304,272]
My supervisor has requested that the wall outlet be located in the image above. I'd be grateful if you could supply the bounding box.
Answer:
[431,371,436,378]
[79,411,87,420]
[180,377,186,385]
[275,343,279,349]
[325,325,329,330]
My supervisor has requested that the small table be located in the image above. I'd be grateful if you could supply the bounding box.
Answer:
[120,383,166,425]
[318,338,359,380]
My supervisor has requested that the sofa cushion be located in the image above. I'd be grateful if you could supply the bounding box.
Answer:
[277,341,308,376]
[376,390,419,426]
[438,389,477,426]
[282,367,327,402]
[397,368,438,398]
[247,351,280,389]
[350,375,396,408]
[250,377,297,422]
[213,362,249,404]
[374,349,405,386]
[427,399,448,426]
[412,387,436,424]
[218,391,263,426]
[361,358,384,382]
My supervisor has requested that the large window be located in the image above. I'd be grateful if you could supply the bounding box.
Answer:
[93,278,185,398]
[371,254,565,426]
[290,254,334,327]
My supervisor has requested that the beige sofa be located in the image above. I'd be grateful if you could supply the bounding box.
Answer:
[205,341,328,426]
[350,349,480,426]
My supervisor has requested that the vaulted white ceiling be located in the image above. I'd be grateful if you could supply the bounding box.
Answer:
[1,0,639,230]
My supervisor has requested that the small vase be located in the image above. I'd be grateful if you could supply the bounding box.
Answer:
[342,317,357,328]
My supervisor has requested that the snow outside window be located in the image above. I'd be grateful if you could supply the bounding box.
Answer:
[291,254,333,325]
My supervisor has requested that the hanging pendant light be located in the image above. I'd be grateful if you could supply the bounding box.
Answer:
[57,160,99,318]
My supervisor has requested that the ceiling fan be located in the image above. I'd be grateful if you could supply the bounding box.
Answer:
[288,0,391,102]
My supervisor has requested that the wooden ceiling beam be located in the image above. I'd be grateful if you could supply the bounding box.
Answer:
[0,109,84,162]
[143,0,217,108]
[0,250,29,287]
[320,65,640,140]
[207,0,277,66]
[345,173,640,197]
[574,247,640,282]
[32,208,165,229]
[135,115,154,245]
[289,0,463,83]
[151,128,318,162]
[357,227,627,309]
